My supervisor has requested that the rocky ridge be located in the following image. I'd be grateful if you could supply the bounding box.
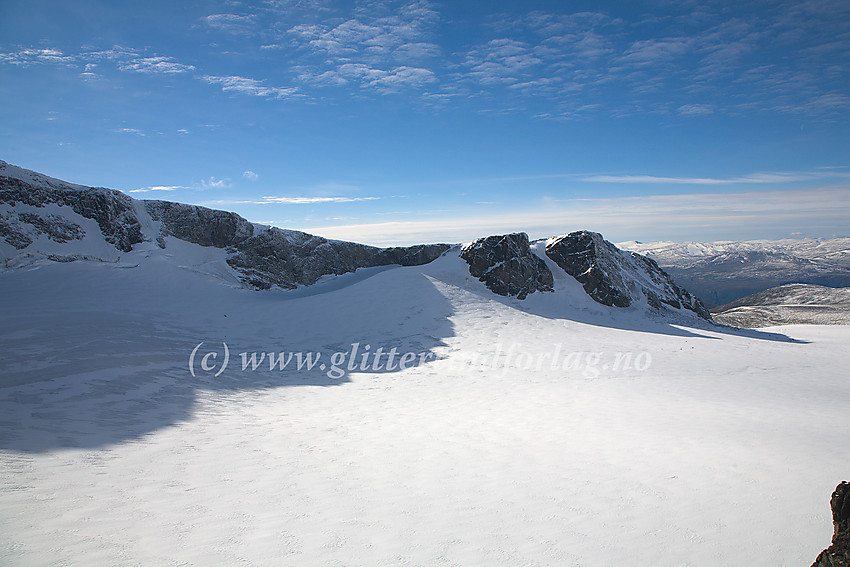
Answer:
[546,231,711,319]
[0,160,449,287]
[2,159,708,317]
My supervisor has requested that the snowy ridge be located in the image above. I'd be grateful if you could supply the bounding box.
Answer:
[1,159,450,288]
[0,159,88,192]
[3,159,708,321]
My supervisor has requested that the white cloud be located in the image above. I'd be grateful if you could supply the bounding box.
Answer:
[462,39,543,85]
[243,170,259,181]
[287,0,441,92]
[201,196,379,205]
[0,47,76,66]
[118,56,195,74]
[618,38,691,66]
[678,104,714,116]
[129,185,188,193]
[581,172,818,185]
[299,63,435,91]
[299,186,850,247]
[259,196,378,204]
[200,177,232,190]
[202,75,300,99]
[201,13,258,35]
[115,128,145,136]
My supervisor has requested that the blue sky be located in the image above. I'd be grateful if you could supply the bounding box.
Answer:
[1,0,848,245]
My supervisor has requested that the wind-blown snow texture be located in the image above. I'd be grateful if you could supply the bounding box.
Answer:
[1,160,848,565]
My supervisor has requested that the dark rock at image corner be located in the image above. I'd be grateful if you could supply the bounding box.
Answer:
[812,481,850,567]
[460,232,554,300]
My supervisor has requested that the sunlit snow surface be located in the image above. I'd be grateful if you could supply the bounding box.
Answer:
[1,244,847,566]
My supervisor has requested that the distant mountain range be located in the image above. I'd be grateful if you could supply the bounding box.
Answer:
[620,238,850,307]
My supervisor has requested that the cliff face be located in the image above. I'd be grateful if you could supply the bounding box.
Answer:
[812,482,850,567]
[226,228,449,289]
[460,233,554,300]
[145,200,255,249]
[545,231,711,320]
[1,175,143,253]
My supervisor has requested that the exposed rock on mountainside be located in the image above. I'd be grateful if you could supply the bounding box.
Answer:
[547,231,711,319]
[619,239,850,307]
[811,481,850,567]
[145,200,255,248]
[0,160,449,288]
[1,160,704,308]
[227,228,449,289]
[712,283,850,328]
[1,174,143,252]
[461,233,553,300]
[375,244,451,267]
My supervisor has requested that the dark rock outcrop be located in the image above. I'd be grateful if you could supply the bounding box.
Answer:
[0,216,33,249]
[374,244,451,267]
[546,231,711,319]
[1,175,142,252]
[18,212,85,243]
[145,200,255,248]
[227,229,381,290]
[460,233,553,300]
[227,228,450,289]
[812,481,850,567]
[546,231,631,308]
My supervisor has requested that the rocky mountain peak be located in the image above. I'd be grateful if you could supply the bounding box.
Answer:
[545,230,711,319]
[460,232,554,300]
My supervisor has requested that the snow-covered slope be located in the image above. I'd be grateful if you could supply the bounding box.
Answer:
[2,160,848,565]
[1,237,847,566]
[712,283,850,328]
[619,238,850,307]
